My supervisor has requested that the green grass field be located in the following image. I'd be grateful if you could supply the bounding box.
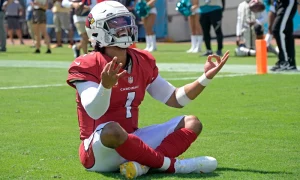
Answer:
[0,43,300,179]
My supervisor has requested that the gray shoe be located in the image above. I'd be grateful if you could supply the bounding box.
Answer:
[201,50,213,56]
[216,50,223,56]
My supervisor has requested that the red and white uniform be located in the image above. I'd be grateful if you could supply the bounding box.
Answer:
[67,48,158,140]
[67,48,183,172]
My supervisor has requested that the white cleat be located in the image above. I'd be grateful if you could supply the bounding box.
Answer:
[174,156,217,174]
[186,47,194,53]
[120,161,150,179]
[191,47,201,53]
[147,46,156,52]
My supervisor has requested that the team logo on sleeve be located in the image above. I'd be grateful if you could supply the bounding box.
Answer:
[86,13,95,29]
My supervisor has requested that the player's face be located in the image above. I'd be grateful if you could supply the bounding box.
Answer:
[107,16,132,38]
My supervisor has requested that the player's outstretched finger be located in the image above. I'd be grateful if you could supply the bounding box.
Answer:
[109,57,118,72]
[218,52,230,69]
[113,63,123,73]
[102,61,110,73]
[221,52,230,64]
[117,70,127,78]
[222,51,230,61]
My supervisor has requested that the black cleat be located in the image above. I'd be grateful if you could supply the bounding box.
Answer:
[34,49,40,54]
[46,49,51,54]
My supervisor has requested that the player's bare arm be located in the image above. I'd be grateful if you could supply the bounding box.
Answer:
[165,51,230,108]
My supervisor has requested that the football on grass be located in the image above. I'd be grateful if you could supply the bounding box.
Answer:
[249,0,265,13]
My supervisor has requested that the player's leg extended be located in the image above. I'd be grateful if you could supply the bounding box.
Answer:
[154,115,217,173]
[121,115,217,178]
[154,115,201,158]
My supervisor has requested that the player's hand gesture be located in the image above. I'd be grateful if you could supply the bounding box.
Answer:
[204,50,230,79]
[101,57,127,89]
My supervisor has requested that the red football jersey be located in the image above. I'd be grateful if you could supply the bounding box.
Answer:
[67,48,158,140]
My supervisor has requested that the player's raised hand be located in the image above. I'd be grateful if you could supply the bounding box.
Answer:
[101,57,127,89]
[204,50,230,79]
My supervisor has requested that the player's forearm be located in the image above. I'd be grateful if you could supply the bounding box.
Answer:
[182,81,206,100]
[172,74,210,107]
[76,82,111,120]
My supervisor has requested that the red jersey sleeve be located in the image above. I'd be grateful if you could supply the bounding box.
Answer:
[132,49,159,84]
[66,52,102,88]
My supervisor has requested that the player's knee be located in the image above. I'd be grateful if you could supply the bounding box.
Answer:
[101,122,127,148]
[184,115,203,135]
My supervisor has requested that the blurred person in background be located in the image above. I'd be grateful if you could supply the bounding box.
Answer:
[68,8,75,48]
[135,0,157,52]
[0,0,6,52]
[270,0,298,71]
[265,0,277,53]
[199,0,225,56]
[26,0,36,47]
[113,0,138,23]
[2,0,24,45]
[31,0,51,53]
[62,0,97,58]
[235,0,278,57]
[52,0,74,48]
[187,0,203,53]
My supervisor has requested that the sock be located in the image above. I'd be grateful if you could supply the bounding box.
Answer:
[155,128,198,158]
[148,35,153,50]
[145,36,149,50]
[152,35,156,49]
[116,134,166,169]
[197,35,203,49]
[166,157,177,173]
[191,35,196,50]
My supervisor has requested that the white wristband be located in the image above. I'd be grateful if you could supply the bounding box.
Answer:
[197,73,211,86]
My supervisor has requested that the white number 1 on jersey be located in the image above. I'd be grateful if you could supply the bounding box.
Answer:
[125,92,136,118]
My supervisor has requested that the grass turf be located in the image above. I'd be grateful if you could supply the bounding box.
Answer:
[0,43,299,179]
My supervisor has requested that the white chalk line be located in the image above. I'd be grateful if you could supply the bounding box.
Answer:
[0,74,250,90]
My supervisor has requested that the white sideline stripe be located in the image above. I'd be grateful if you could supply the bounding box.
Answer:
[0,74,250,90]
[0,84,66,90]
[0,60,300,74]
[0,60,258,73]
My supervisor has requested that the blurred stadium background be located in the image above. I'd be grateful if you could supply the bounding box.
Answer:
[2,0,300,42]
[1,0,300,179]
